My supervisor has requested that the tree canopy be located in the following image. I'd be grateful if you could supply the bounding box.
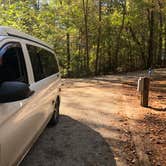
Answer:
[0,0,166,77]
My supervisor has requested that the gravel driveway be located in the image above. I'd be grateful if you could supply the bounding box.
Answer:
[20,78,131,166]
[21,70,166,166]
[21,115,116,166]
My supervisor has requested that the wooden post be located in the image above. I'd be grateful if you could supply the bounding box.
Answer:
[141,77,150,107]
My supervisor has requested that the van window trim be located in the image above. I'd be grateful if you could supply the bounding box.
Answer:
[7,33,53,50]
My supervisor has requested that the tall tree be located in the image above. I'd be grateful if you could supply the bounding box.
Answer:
[147,0,155,68]
[82,0,90,74]
[114,0,126,71]
[95,0,102,75]
[157,0,163,65]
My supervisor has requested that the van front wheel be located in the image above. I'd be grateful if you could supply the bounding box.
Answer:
[49,100,60,126]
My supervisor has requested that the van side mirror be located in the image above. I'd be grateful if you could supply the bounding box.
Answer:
[0,81,34,103]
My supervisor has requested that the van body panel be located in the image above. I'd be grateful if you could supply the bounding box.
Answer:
[0,74,60,166]
[0,28,61,166]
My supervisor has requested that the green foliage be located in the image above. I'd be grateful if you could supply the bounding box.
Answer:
[0,0,166,77]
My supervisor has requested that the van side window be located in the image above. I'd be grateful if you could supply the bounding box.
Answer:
[26,45,44,81]
[0,43,28,83]
[26,45,59,82]
[40,49,59,77]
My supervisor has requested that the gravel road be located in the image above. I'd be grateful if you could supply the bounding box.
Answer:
[21,115,116,166]
[21,69,166,166]
[21,78,133,166]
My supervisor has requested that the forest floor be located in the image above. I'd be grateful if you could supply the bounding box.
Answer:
[21,68,165,166]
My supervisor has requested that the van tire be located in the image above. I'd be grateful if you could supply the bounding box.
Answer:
[49,100,60,126]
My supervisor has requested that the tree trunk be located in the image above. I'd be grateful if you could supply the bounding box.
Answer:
[147,6,155,68]
[66,33,71,77]
[129,26,146,67]
[164,2,166,66]
[114,0,126,71]
[157,0,163,66]
[163,23,166,66]
[95,0,102,75]
[108,46,112,72]
[98,47,102,74]
[37,0,40,9]
[82,0,90,74]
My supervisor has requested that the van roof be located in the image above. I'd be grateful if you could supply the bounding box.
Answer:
[0,26,53,50]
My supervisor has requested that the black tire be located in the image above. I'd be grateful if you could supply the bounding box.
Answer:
[49,100,60,126]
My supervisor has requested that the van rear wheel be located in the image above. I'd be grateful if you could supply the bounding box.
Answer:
[49,100,60,126]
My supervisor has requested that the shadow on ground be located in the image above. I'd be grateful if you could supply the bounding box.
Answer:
[21,115,116,166]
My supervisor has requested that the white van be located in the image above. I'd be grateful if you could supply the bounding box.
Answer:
[0,26,61,166]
